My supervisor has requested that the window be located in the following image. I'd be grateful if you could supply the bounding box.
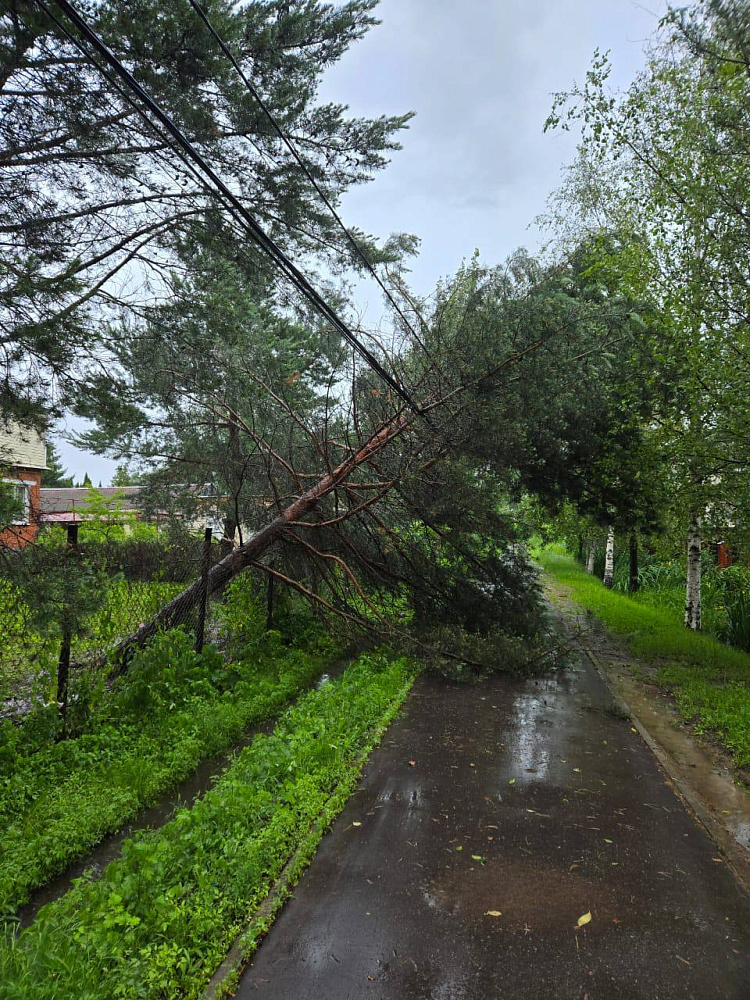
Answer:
[2,481,30,525]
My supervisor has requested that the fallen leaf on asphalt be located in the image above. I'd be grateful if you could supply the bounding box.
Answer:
[508,778,516,785]
[408,760,417,766]
[577,912,592,928]
[573,768,581,773]
[485,910,502,917]
[612,918,622,924]
[631,727,638,733]
[352,822,362,827]
[604,838,614,844]
[712,857,724,863]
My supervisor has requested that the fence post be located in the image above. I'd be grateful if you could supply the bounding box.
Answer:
[56,522,79,737]
[195,526,212,653]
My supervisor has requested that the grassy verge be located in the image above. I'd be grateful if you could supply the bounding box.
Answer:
[0,652,415,1000]
[539,547,750,767]
[0,627,337,913]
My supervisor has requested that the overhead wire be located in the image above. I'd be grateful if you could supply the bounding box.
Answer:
[31,1,265,277]
[36,0,426,419]
[185,0,434,362]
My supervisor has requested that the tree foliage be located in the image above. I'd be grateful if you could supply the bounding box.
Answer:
[1,0,413,426]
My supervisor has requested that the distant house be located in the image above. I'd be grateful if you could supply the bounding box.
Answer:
[39,486,142,528]
[39,483,225,536]
[0,422,48,548]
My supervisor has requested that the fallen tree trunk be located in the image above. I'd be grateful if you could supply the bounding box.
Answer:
[109,411,412,673]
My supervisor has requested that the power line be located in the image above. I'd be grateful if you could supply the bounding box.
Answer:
[37,0,425,418]
[185,0,434,360]
[34,0,240,227]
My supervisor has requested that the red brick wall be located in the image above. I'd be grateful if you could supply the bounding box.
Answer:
[0,468,42,549]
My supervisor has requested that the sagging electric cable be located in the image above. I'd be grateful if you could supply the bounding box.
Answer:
[185,0,434,362]
[37,0,426,420]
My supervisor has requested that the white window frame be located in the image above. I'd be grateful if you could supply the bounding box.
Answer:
[2,478,34,526]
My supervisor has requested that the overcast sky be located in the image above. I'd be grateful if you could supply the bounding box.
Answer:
[57,0,665,483]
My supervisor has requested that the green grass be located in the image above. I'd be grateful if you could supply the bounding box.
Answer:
[0,627,338,914]
[539,547,750,767]
[0,652,415,1000]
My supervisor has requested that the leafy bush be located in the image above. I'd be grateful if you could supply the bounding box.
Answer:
[0,654,415,999]
[0,594,338,912]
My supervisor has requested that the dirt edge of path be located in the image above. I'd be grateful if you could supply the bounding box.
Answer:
[582,642,750,895]
[545,577,750,894]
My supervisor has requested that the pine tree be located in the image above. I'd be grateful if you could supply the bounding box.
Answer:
[41,442,74,488]
[0,0,413,424]
[111,465,140,487]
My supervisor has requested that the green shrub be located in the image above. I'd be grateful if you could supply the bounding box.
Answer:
[0,654,415,999]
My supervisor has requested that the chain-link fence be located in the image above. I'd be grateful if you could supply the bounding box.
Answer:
[0,528,225,724]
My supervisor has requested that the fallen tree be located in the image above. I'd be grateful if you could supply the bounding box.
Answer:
[109,409,413,670]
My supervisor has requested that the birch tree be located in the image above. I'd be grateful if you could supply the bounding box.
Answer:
[545,0,750,576]
[586,540,596,574]
[685,514,702,630]
[603,526,615,588]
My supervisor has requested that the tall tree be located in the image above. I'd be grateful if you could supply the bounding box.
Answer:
[41,440,74,487]
[1,0,413,425]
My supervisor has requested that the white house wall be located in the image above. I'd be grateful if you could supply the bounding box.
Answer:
[0,421,47,471]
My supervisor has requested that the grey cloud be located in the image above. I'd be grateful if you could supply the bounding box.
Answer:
[320,0,666,297]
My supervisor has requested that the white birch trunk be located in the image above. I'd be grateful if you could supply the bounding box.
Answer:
[586,540,596,574]
[603,526,615,589]
[685,515,702,631]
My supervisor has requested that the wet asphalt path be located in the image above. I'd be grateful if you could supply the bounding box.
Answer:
[236,659,750,999]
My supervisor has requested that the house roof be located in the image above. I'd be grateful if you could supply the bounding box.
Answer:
[39,484,219,518]
[39,486,142,514]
